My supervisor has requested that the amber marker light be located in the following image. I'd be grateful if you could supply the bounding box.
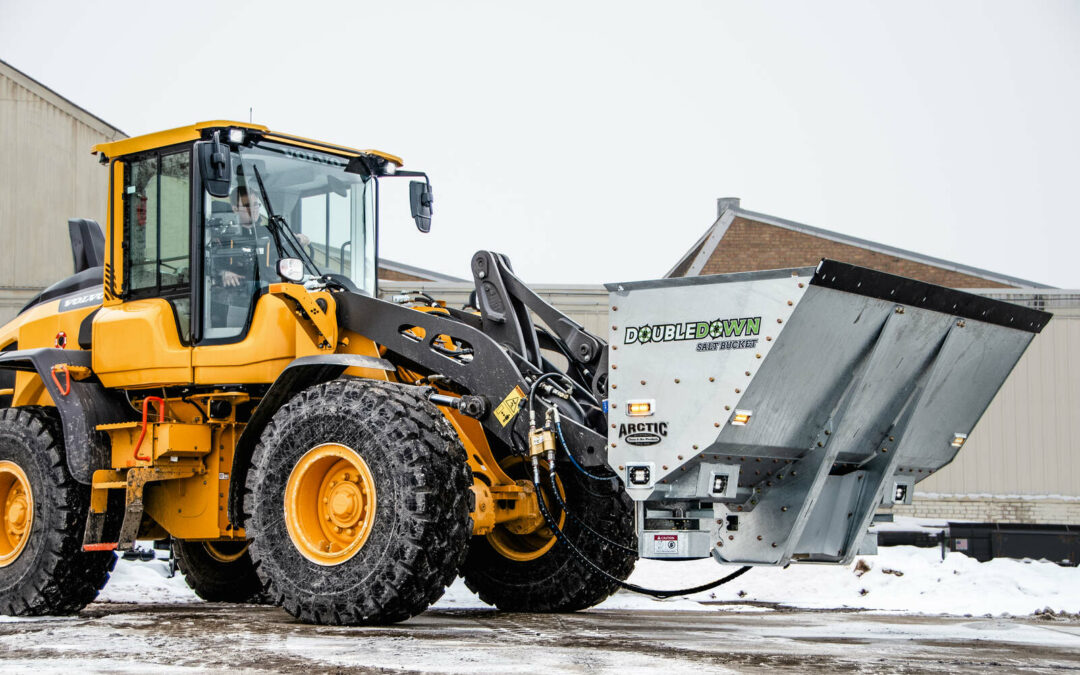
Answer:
[951,433,967,448]
[731,410,752,426]
[626,400,654,417]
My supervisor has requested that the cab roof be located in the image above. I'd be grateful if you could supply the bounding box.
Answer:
[91,120,403,166]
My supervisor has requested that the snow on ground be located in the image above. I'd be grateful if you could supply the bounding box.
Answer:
[609,545,1080,616]
[92,532,1079,618]
[94,554,199,604]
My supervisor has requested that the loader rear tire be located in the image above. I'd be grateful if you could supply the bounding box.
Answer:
[244,379,471,625]
[0,407,115,616]
[462,460,637,612]
[172,540,267,604]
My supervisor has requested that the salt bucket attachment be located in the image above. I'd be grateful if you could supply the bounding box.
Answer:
[606,260,1051,565]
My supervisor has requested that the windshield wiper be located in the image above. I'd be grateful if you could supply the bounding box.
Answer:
[250,164,321,277]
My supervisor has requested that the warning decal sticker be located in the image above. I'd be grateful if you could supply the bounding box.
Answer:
[493,386,526,427]
[653,534,679,554]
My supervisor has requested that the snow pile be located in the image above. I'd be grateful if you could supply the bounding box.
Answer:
[612,545,1080,616]
[92,541,1079,617]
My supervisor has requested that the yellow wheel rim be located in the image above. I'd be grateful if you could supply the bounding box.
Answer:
[0,460,33,567]
[487,457,566,562]
[203,541,249,564]
[284,443,377,566]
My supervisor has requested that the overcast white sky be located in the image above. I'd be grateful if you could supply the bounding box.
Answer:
[1,1,1077,287]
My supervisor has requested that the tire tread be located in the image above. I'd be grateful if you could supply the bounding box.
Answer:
[0,407,115,616]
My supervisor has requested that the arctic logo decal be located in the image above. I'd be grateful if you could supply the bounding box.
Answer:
[624,317,761,345]
[618,421,668,446]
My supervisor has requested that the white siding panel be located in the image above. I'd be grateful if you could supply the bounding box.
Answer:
[0,63,124,325]
[917,310,1080,497]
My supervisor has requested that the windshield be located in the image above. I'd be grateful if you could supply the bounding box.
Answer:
[201,139,376,340]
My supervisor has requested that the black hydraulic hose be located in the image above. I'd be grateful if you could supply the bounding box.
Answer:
[528,374,603,481]
[527,372,569,416]
[181,396,208,422]
[555,371,602,408]
[529,457,752,600]
[542,457,638,555]
[554,419,610,482]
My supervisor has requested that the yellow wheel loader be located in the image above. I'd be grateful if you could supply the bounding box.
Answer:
[0,122,1050,624]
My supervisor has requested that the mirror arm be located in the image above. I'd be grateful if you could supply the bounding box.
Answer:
[211,131,227,173]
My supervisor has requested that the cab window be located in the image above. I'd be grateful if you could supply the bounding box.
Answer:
[123,150,191,340]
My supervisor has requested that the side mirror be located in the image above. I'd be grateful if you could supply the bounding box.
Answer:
[197,131,232,198]
[409,180,434,233]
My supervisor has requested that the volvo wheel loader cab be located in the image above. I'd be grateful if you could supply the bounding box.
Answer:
[0,121,1050,624]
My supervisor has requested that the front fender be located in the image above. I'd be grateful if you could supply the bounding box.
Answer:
[0,348,134,484]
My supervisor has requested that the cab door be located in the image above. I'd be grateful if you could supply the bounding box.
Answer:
[93,148,193,388]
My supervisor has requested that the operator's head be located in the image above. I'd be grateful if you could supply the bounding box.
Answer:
[230,186,262,226]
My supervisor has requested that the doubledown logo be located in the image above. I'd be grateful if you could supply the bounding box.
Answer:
[624,317,761,345]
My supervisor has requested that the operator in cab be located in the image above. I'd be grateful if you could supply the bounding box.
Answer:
[207,185,305,325]
[217,187,273,287]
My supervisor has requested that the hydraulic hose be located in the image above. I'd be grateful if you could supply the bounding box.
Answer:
[527,372,570,416]
[530,456,751,600]
[555,420,611,482]
[537,449,637,556]
[526,372,606,481]
[523,373,752,599]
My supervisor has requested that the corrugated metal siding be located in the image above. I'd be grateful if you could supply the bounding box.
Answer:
[917,307,1080,497]
[0,64,124,325]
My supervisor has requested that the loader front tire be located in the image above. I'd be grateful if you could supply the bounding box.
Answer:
[0,407,115,616]
[244,379,471,625]
[463,459,637,612]
[172,539,267,604]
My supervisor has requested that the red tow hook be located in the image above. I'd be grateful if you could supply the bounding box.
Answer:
[50,364,71,396]
[133,396,166,462]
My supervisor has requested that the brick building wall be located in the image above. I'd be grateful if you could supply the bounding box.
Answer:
[692,217,1014,289]
[378,268,429,282]
[890,496,1080,525]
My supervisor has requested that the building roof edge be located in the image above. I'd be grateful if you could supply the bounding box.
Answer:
[733,207,1054,289]
[0,58,126,138]
[379,258,468,283]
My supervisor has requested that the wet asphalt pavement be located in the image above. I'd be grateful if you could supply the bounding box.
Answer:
[1,602,1079,673]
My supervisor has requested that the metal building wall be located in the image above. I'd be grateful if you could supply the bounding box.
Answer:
[0,60,125,325]
[915,294,1080,498]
